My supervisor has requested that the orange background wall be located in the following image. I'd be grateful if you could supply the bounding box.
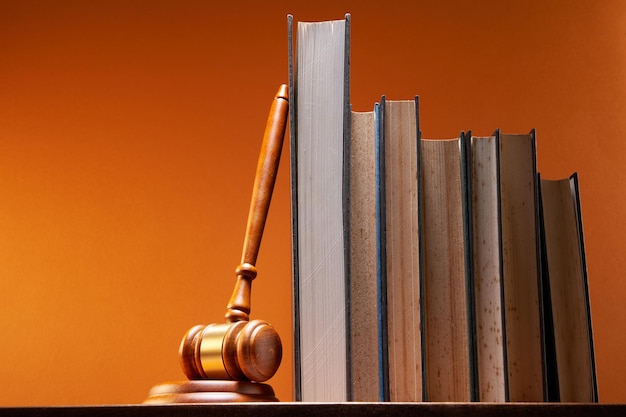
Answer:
[1,0,625,405]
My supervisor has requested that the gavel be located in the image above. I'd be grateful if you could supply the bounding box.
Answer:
[178,84,288,383]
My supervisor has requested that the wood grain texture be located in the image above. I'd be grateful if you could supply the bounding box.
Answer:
[175,85,287,386]
[152,86,287,403]
[226,84,289,323]
[144,381,278,403]
[2,403,625,417]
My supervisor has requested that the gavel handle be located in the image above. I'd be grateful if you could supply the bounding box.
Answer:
[225,84,289,323]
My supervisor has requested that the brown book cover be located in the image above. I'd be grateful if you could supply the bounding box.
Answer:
[420,133,474,401]
[499,130,546,401]
[349,106,381,401]
[465,131,508,402]
[378,97,423,402]
[539,173,598,402]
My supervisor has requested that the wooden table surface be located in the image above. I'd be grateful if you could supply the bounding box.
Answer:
[1,402,625,417]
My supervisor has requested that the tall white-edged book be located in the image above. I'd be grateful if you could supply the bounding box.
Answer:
[288,14,351,401]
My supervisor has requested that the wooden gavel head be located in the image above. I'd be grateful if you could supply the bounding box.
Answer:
[178,319,282,383]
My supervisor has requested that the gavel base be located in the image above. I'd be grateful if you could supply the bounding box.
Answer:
[144,380,279,403]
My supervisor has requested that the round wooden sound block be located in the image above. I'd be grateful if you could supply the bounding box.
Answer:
[144,380,279,404]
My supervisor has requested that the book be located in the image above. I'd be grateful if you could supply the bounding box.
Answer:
[288,14,351,402]
[539,173,598,402]
[378,97,422,402]
[498,130,546,401]
[287,14,595,403]
[464,131,508,402]
[349,105,383,402]
[420,133,475,401]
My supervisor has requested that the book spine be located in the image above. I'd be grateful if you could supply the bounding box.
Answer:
[343,14,353,401]
[570,173,598,402]
[494,131,510,402]
[415,96,427,403]
[374,101,389,402]
[531,130,550,402]
[286,14,302,402]
[461,131,479,402]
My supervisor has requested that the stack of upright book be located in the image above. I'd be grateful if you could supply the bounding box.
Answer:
[288,14,597,403]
